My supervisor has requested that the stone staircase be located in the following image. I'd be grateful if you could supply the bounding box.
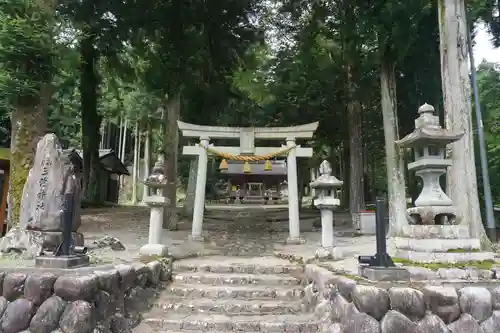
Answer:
[135,257,319,333]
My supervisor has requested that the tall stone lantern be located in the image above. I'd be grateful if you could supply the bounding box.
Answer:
[393,103,493,263]
[310,160,343,259]
[139,155,169,257]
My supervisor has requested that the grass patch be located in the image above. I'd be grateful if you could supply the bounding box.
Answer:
[393,257,498,270]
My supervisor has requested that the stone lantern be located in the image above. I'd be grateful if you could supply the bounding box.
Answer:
[309,160,343,259]
[393,103,493,263]
[139,155,169,257]
[398,103,464,225]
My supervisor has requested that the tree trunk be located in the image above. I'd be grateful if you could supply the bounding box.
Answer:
[120,118,128,188]
[132,121,140,204]
[118,117,123,157]
[163,92,180,230]
[437,0,489,246]
[380,53,407,236]
[346,64,365,230]
[99,120,105,149]
[9,89,49,226]
[142,120,151,202]
[341,143,350,209]
[183,156,198,218]
[80,32,101,204]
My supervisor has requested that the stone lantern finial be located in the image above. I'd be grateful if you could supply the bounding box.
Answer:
[418,103,435,115]
[319,160,332,176]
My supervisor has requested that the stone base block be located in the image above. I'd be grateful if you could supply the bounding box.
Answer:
[139,244,169,257]
[315,246,343,260]
[393,249,495,263]
[359,212,376,235]
[359,266,410,281]
[188,235,204,242]
[393,237,481,252]
[286,236,306,245]
[35,255,90,268]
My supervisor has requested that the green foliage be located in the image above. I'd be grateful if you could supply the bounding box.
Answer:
[0,0,57,106]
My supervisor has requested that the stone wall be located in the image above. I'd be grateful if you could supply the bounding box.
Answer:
[0,260,171,333]
[304,264,500,333]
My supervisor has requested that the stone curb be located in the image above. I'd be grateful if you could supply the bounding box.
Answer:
[0,258,172,333]
[304,264,500,333]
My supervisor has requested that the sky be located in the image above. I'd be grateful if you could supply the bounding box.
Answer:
[474,23,500,66]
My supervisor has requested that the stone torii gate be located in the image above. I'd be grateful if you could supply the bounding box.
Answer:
[178,121,318,243]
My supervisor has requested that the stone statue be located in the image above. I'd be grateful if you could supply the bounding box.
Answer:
[0,134,84,258]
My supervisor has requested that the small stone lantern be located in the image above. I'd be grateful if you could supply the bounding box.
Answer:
[139,155,169,257]
[309,160,343,259]
[396,103,464,225]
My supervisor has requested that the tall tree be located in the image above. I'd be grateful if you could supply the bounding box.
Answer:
[438,0,489,245]
[0,0,57,225]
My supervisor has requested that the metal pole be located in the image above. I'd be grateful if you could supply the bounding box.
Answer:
[465,8,497,242]
[375,198,387,256]
[61,192,75,256]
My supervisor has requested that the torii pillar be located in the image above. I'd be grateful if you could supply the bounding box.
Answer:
[178,121,319,243]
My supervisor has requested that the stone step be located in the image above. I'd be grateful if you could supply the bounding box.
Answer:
[173,272,301,286]
[166,283,304,300]
[141,311,319,332]
[173,261,304,276]
[155,297,305,315]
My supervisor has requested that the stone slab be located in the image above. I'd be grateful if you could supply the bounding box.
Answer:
[393,237,481,252]
[35,255,90,269]
[393,249,495,263]
[359,266,410,281]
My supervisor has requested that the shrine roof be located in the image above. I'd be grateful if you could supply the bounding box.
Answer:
[75,149,129,175]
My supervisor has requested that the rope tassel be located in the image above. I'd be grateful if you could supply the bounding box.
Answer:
[264,160,272,171]
[219,159,228,170]
[243,161,251,173]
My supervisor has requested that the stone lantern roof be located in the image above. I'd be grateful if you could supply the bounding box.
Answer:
[396,103,464,148]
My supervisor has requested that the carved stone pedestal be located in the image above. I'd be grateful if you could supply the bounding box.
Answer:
[391,225,494,263]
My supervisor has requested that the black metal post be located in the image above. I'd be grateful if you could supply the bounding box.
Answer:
[54,191,75,257]
[358,197,395,267]
[375,198,388,257]
[62,192,74,255]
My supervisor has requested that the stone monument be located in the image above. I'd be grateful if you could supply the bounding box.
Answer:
[309,160,343,259]
[139,155,169,257]
[0,134,84,259]
[392,103,494,263]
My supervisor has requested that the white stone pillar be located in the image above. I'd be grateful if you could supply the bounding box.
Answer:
[190,136,209,241]
[286,137,302,244]
[321,209,334,247]
[140,195,169,256]
[310,168,316,197]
